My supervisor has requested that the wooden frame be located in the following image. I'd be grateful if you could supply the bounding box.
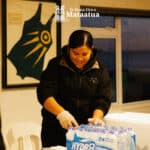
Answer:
[79,4,150,103]
[80,5,150,17]
[2,0,61,88]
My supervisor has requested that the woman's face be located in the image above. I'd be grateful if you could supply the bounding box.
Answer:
[69,45,92,69]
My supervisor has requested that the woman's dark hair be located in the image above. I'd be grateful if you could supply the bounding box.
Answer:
[68,30,93,49]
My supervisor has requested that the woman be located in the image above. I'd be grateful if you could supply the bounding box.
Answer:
[37,30,112,148]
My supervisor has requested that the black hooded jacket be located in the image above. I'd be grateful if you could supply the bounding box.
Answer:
[37,47,112,124]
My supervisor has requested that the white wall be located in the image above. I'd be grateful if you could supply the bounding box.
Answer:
[0,0,150,149]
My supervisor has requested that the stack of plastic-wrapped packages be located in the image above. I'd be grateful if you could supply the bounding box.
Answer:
[66,124,136,150]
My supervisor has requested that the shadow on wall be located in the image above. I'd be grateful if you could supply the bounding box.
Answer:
[4,122,41,150]
[136,145,149,150]
[0,115,5,150]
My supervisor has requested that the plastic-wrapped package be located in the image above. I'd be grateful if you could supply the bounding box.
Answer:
[66,124,136,150]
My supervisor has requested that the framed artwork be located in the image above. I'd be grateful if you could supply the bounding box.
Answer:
[2,0,61,88]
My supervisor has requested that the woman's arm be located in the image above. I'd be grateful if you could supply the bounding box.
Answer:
[91,62,112,116]
[43,96,65,116]
[92,109,104,119]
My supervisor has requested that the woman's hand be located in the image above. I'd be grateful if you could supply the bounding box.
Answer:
[57,110,79,129]
[88,118,105,126]
[88,109,105,125]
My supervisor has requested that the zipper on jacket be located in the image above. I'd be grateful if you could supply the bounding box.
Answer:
[76,73,82,108]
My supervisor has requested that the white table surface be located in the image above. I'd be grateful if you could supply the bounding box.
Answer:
[105,112,150,150]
